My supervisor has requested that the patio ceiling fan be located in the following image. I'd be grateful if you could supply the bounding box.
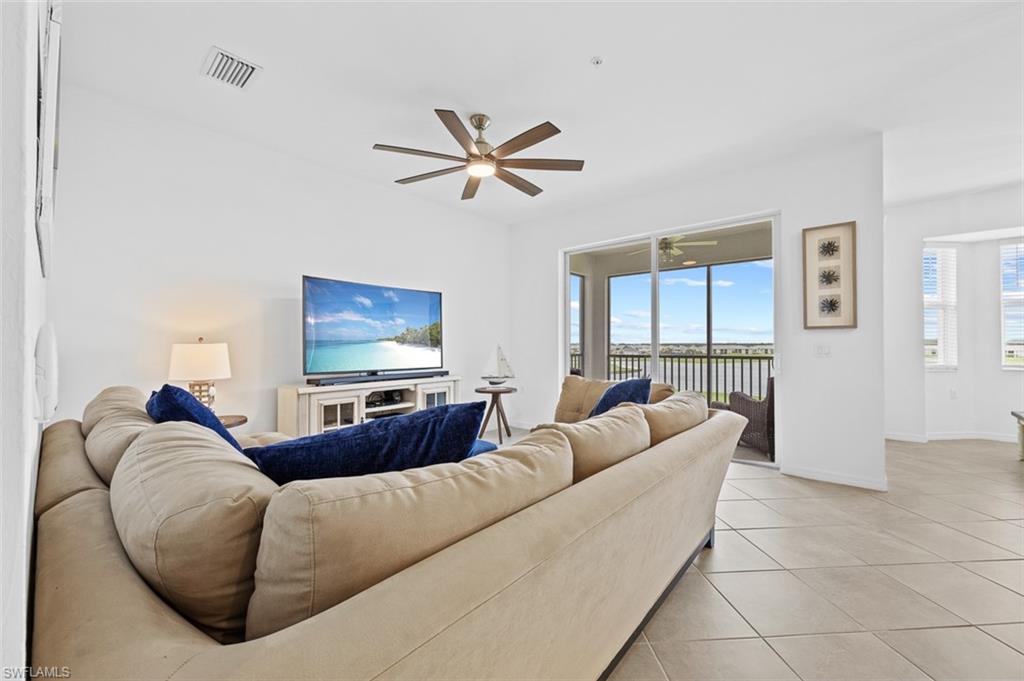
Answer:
[627,235,720,259]
[373,109,584,200]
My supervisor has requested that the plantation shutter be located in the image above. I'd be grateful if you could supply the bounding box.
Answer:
[1000,241,1024,366]
[922,247,957,367]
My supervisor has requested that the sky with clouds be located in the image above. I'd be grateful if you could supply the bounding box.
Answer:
[571,259,774,345]
[304,277,440,342]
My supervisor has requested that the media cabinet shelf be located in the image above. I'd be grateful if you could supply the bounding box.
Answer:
[277,375,460,437]
[364,401,416,414]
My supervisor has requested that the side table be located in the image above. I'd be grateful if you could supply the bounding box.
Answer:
[475,386,516,444]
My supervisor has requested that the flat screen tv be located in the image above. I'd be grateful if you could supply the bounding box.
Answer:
[303,276,442,375]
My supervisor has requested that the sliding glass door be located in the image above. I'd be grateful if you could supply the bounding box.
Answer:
[567,220,774,401]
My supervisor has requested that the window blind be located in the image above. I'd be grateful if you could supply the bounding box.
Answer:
[1001,241,1024,367]
[923,247,957,367]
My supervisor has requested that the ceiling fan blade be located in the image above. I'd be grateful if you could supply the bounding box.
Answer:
[373,144,467,163]
[461,176,481,200]
[395,165,465,184]
[491,122,560,159]
[495,168,542,196]
[498,158,584,171]
[682,241,719,246]
[435,109,480,157]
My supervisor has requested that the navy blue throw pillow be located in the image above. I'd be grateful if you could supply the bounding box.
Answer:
[589,378,652,418]
[146,384,243,452]
[244,401,486,485]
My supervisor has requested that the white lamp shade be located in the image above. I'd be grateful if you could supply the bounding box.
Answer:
[168,342,231,381]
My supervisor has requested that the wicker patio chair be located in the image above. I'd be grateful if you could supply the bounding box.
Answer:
[710,377,774,461]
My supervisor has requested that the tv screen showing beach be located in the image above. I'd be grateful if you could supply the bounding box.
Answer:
[303,277,442,374]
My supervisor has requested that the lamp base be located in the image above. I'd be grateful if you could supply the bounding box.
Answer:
[187,381,217,411]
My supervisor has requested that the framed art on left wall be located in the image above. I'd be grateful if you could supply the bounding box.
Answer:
[35,0,62,278]
[802,221,857,329]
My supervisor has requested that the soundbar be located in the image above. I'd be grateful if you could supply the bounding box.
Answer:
[307,369,449,387]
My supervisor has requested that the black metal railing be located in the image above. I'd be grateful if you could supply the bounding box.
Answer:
[607,354,774,402]
[570,353,583,373]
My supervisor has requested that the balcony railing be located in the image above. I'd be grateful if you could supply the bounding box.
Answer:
[605,354,774,402]
[569,353,584,372]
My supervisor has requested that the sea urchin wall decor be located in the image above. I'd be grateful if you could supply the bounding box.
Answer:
[803,221,857,328]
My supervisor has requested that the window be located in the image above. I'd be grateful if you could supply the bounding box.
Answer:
[1001,241,1024,368]
[922,247,957,367]
[569,273,584,374]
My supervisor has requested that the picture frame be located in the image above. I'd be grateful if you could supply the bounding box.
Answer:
[802,221,857,329]
[35,1,62,278]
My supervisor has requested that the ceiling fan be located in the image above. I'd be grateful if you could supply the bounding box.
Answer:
[627,235,720,259]
[373,110,584,200]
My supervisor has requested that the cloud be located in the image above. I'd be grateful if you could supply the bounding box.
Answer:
[662,276,707,287]
[309,309,384,330]
[752,260,774,269]
[609,316,623,325]
[570,300,580,310]
[382,290,399,302]
[353,294,373,308]
[391,317,406,326]
[624,309,650,318]
[661,277,734,288]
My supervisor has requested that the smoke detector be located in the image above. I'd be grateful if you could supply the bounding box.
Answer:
[201,47,260,90]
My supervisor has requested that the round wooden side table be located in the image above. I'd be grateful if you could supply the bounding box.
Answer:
[475,386,517,444]
[218,414,248,429]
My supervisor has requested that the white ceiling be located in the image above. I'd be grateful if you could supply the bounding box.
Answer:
[60,1,1022,224]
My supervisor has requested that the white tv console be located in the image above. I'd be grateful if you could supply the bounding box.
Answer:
[277,375,461,437]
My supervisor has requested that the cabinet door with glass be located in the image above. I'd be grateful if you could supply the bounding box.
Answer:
[311,396,362,434]
[418,384,451,410]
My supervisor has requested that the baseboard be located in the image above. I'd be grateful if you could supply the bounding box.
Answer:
[925,431,1017,443]
[781,465,888,492]
[885,432,928,443]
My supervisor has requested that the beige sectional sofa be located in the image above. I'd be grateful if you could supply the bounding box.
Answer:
[31,384,745,680]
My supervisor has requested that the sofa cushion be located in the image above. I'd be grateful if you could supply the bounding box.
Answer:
[110,421,278,643]
[146,384,243,451]
[35,419,107,517]
[589,377,651,417]
[244,402,486,485]
[236,431,292,449]
[635,391,709,445]
[81,386,147,436]
[533,404,651,482]
[245,428,572,639]
[85,405,154,485]
[554,375,674,423]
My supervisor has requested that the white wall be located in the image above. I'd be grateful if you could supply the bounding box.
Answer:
[1,2,45,669]
[51,84,511,434]
[884,184,1024,442]
[509,135,887,490]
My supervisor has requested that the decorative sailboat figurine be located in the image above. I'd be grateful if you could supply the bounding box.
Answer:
[482,345,515,386]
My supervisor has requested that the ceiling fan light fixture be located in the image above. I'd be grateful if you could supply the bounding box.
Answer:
[466,158,496,178]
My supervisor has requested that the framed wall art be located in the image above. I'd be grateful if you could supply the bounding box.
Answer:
[803,221,857,329]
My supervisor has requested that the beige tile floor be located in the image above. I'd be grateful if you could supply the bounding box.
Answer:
[608,439,1024,681]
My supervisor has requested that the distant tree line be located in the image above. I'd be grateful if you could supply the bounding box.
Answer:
[387,321,441,347]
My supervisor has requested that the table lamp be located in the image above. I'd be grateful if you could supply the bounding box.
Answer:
[168,337,231,411]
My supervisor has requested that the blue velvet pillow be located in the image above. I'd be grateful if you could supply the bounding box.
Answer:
[468,438,498,456]
[589,378,652,418]
[244,401,486,485]
[146,384,243,452]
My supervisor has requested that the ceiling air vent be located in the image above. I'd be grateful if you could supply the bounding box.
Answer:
[201,47,260,90]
